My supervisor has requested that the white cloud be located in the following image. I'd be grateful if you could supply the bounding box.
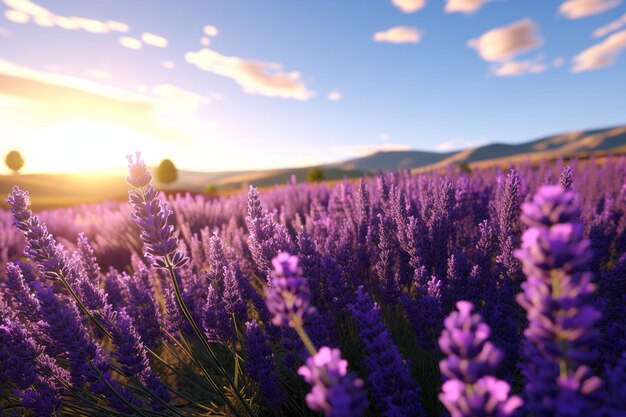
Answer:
[391,0,426,13]
[203,24,219,37]
[492,59,547,76]
[201,36,211,46]
[327,91,342,101]
[572,29,626,71]
[331,143,411,157]
[593,13,626,38]
[106,20,129,33]
[185,48,313,100]
[468,18,543,62]
[4,9,29,23]
[162,60,175,70]
[119,36,142,50]
[2,0,131,34]
[559,0,622,19]
[445,0,490,14]
[373,26,421,44]
[141,32,168,48]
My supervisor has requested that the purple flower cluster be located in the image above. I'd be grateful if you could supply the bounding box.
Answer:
[515,185,603,416]
[298,347,368,417]
[126,152,187,268]
[438,301,523,417]
[264,252,316,327]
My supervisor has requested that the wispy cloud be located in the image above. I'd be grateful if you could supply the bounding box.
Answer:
[2,0,129,33]
[445,0,490,14]
[559,0,622,19]
[373,26,421,44]
[572,29,626,72]
[0,59,214,145]
[185,48,314,100]
[492,57,547,76]
[203,24,219,37]
[593,13,626,38]
[119,36,142,50]
[391,0,426,13]
[141,32,168,48]
[468,19,543,62]
[327,91,342,101]
[162,60,175,70]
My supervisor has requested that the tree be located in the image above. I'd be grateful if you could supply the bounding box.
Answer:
[5,150,24,174]
[307,168,325,183]
[155,159,178,185]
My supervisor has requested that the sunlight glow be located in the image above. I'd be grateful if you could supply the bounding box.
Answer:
[30,121,155,173]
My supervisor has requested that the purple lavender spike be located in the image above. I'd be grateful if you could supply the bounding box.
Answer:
[438,301,523,417]
[515,185,603,416]
[126,152,188,269]
[244,320,285,410]
[351,287,425,416]
[265,252,316,328]
[298,346,368,417]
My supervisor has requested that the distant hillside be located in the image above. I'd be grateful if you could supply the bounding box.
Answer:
[326,150,454,172]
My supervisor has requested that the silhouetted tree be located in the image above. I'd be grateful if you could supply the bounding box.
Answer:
[5,150,24,174]
[155,159,178,185]
[203,184,218,195]
[307,168,325,183]
[458,161,472,174]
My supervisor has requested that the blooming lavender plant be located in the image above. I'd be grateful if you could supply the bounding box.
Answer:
[298,347,368,417]
[265,252,316,328]
[438,301,523,417]
[515,185,603,416]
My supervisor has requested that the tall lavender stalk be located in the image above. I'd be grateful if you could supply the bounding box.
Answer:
[125,152,253,417]
[438,301,523,417]
[266,252,367,417]
[351,286,425,417]
[515,185,603,416]
[6,187,112,338]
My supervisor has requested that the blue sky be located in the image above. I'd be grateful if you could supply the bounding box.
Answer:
[0,0,625,173]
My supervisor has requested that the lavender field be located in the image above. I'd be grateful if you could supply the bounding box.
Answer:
[0,154,624,417]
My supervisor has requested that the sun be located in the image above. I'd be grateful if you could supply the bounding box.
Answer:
[30,120,156,173]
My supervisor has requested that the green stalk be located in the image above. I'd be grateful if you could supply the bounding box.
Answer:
[166,259,254,417]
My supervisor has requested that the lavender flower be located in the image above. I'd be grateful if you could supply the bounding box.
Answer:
[439,301,503,383]
[244,320,285,410]
[297,346,368,417]
[126,263,163,350]
[33,282,139,413]
[246,186,293,274]
[265,252,316,327]
[560,165,573,190]
[6,187,71,281]
[0,309,64,416]
[126,152,187,269]
[438,301,523,417]
[351,287,425,416]
[112,309,170,410]
[515,185,603,416]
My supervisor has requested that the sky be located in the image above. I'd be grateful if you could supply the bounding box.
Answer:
[0,0,625,174]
